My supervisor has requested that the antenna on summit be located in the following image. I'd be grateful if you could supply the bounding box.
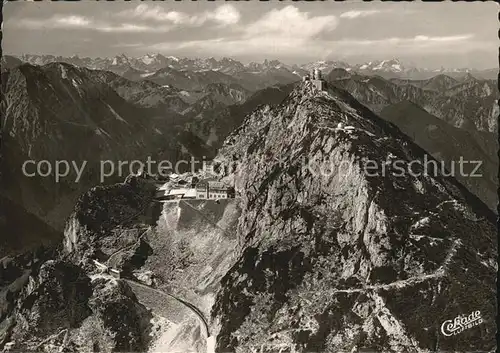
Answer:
[309,68,327,91]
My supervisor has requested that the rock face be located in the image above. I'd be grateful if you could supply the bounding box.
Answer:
[59,176,241,352]
[325,73,498,212]
[1,175,234,352]
[211,82,497,352]
[1,257,152,352]
[0,56,23,72]
[0,181,156,352]
[1,62,496,352]
[147,67,242,91]
[63,176,157,261]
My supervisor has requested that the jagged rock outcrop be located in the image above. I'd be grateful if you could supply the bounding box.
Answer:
[201,83,250,106]
[0,177,165,352]
[1,258,152,352]
[211,82,497,352]
[390,74,459,93]
[63,176,156,263]
[60,175,241,352]
[1,56,23,72]
[147,67,241,91]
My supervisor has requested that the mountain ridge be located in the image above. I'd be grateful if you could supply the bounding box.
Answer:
[9,54,497,81]
[211,81,496,351]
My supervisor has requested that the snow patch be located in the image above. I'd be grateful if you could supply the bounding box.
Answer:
[105,103,128,124]
[392,64,402,72]
[206,127,219,146]
[411,217,430,231]
[71,78,80,89]
[95,128,111,138]
[482,83,492,96]
[140,55,156,65]
[60,64,68,79]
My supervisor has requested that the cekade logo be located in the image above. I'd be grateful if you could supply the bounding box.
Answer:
[441,311,483,336]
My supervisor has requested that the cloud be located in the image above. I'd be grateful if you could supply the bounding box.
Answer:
[245,6,337,39]
[340,10,383,19]
[335,34,474,46]
[111,43,144,48]
[55,15,91,27]
[119,4,240,27]
[339,9,417,19]
[16,15,173,33]
[96,23,172,33]
[143,37,332,60]
[329,34,479,57]
[141,6,338,60]
[209,5,241,26]
[413,34,473,42]
[20,15,93,29]
[153,33,476,60]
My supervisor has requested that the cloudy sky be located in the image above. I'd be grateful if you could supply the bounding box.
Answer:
[3,1,497,68]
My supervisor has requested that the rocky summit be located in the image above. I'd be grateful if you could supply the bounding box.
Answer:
[0,79,496,353]
[211,81,497,352]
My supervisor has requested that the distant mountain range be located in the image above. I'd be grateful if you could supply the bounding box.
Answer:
[4,54,497,82]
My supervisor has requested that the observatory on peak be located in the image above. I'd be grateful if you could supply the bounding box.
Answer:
[303,68,327,91]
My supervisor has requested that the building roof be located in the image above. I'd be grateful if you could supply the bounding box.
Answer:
[167,188,197,198]
[196,177,217,185]
[184,189,197,198]
[208,181,229,190]
[158,182,170,191]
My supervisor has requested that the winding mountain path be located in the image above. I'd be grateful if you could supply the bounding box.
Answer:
[124,279,210,338]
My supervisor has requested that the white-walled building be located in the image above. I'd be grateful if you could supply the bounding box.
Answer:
[195,180,233,199]
[156,184,197,200]
[311,69,327,91]
[155,177,235,201]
